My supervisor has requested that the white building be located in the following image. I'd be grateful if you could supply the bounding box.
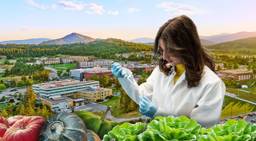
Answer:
[32,79,100,98]
[41,96,73,113]
[79,59,113,68]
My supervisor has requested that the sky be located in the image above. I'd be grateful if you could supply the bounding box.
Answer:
[0,0,256,41]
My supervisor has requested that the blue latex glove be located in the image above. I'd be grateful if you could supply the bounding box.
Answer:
[139,96,157,118]
[111,62,131,78]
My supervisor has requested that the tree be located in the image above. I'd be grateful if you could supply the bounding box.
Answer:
[16,104,26,115]
[32,70,50,83]
[25,86,37,106]
[21,76,27,81]
[6,104,14,116]
[0,83,6,91]
[0,86,52,117]
[233,63,239,69]
[0,96,6,102]
[9,80,16,87]
[26,104,35,116]
[101,75,111,87]
[90,74,99,81]
[4,60,10,65]
[216,65,222,71]
[9,61,44,76]
[17,80,26,87]
[0,109,8,117]
[39,105,51,118]
[119,88,138,113]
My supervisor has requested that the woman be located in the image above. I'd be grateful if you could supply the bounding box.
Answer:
[111,15,226,127]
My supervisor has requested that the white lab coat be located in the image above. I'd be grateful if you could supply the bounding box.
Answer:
[118,65,226,127]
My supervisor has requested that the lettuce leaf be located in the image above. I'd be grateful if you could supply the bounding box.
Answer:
[103,116,256,141]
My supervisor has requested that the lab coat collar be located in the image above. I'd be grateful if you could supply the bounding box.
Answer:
[173,65,208,87]
[173,69,186,86]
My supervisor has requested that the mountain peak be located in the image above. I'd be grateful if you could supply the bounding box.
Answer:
[41,32,95,45]
[65,32,83,37]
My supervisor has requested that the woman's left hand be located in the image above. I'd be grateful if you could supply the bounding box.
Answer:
[139,96,157,118]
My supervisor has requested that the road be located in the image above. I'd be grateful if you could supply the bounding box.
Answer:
[0,87,27,99]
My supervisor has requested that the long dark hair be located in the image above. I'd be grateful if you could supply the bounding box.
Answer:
[154,15,215,88]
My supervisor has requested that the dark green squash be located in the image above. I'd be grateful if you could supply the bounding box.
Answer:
[40,112,87,141]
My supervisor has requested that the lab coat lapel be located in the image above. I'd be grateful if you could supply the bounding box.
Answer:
[171,70,186,91]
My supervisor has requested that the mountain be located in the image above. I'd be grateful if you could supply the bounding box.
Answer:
[207,37,256,55]
[0,37,153,58]
[131,37,215,46]
[201,31,256,44]
[0,38,50,45]
[131,37,154,44]
[200,39,216,46]
[40,32,95,45]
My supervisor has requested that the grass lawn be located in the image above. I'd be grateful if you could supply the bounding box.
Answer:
[100,96,141,118]
[244,87,256,95]
[75,111,118,138]
[0,75,24,81]
[49,63,77,72]
[101,96,120,106]
[100,96,123,117]
[221,96,256,119]
[0,59,5,64]
[227,88,256,103]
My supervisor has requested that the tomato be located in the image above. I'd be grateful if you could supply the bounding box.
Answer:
[0,117,8,137]
[0,123,8,137]
[3,116,44,141]
[7,116,24,126]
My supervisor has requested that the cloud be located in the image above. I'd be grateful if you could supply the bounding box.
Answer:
[26,0,117,16]
[157,1,201,16]
[25,0,56,10]
[58,0,115,15]
[87,3,105,15]
[58,0,85,11]
[107,10,119,16]
[58,0,104,15]
[128,7,140,13]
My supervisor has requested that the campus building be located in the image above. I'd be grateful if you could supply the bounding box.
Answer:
[74,87,113,102]
[79,59,113,68]
[41,96,73,113]
[218,69,255,81]
[32,79,100,98]
[83,67,112,79]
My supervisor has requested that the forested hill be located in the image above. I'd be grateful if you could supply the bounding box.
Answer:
[206,37,256,55]
[0,38,153,59]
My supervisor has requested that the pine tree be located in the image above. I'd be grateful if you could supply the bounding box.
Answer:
[24,87,36,116]
[40,105,50,118]
[0,109,8,117]
[16,104,25,115]
[26,86,36,105]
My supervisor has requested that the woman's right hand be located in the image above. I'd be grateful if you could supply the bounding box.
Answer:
[111,62,132,78]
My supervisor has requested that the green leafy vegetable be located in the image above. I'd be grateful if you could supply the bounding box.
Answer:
[103,116,256,141]
[103,122,146,141]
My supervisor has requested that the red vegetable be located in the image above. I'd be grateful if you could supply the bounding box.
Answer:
[0,117,8,137]
[0,123,8,137]
[7,115,24,126]
[3,116,45,141]
[0,117,8,125]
